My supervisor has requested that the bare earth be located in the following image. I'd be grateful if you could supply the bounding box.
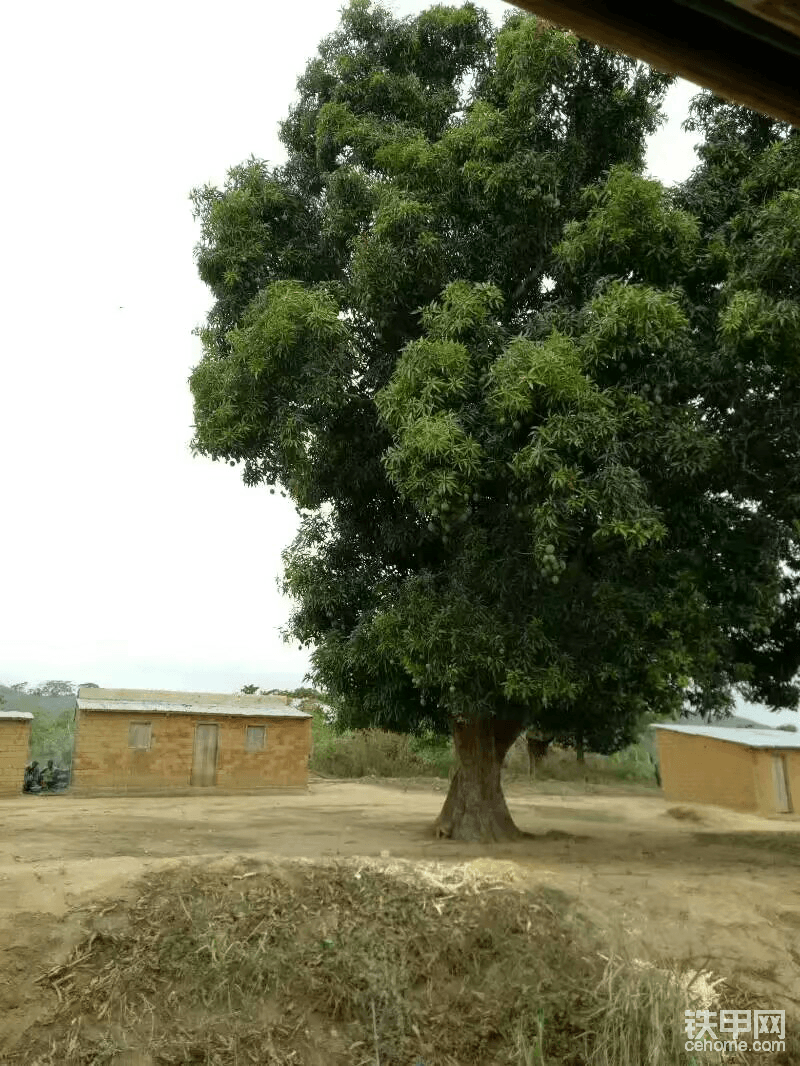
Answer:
[2,777,800,1054]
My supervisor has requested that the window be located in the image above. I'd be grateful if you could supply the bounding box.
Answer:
[129,722,152,750]
[245,725,266,752]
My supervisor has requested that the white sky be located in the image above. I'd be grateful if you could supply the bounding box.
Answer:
[2,0,787,720]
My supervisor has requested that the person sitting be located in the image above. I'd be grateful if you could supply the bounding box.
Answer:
[41,760,56,790]
[23,761,40,792]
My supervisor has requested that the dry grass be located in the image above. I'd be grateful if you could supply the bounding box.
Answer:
[583,957,717,1066]
[503,740,660,788]
[10,858,792,1066]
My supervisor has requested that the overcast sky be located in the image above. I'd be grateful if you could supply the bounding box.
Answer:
[3,0,783,719]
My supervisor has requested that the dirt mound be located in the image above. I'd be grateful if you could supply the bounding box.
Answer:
[3,856,737,1066]
[665,806,705,823]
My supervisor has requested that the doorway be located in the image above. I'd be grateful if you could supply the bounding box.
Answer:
[772,754,792,813]
[191,723,219,786]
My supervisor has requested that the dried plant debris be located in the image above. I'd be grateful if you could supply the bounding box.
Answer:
[7,857,784,1066]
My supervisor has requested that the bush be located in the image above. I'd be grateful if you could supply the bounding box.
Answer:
[311,725,454,779]
[309,712,454,779]
[503,737,660,786]
[30,708,74,766]
[310,713,659,787]
[606,743,662,782]
[409,730,454,777]
[288,686,326,700]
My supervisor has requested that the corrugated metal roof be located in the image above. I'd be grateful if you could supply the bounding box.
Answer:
[652,723,800,749]
[78,687,290,705]
[0,710,34,721]
[509,1,800,126]
[76,687,311,719]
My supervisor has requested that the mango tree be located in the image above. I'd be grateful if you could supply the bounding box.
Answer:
[189,2,800,839]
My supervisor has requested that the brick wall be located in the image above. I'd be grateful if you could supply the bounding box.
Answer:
[0,720,31,796]
[657,730,758,811]
[72,711,311,792]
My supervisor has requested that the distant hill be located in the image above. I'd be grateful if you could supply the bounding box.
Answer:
[682,711,766,729]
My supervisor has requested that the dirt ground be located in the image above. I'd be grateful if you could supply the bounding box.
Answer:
[2,777,800,1056]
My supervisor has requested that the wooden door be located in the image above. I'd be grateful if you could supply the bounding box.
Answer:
[191,723,219,786]
[772,754,792,813]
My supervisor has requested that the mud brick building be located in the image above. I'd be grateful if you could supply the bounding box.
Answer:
[653,723,800,817]
[71,687,312,794]
[0,711,33,796]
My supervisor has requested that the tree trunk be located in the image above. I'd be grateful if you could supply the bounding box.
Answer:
[576,734,585,764]
[433,717,525,842]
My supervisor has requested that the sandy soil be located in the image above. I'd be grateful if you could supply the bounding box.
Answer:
[2,777,800,1053]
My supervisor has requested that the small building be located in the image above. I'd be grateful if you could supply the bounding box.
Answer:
[71,687,312,794]
[653,723,800,816]
[0,711,33,796]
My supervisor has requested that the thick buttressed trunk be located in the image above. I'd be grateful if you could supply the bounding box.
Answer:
[433,717,525,842]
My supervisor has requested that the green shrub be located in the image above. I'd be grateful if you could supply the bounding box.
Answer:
[504,737,660,786]
[30,708,75,766]
[310,712,659,787]
[309,714,454,779]
[606,742,661,782]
